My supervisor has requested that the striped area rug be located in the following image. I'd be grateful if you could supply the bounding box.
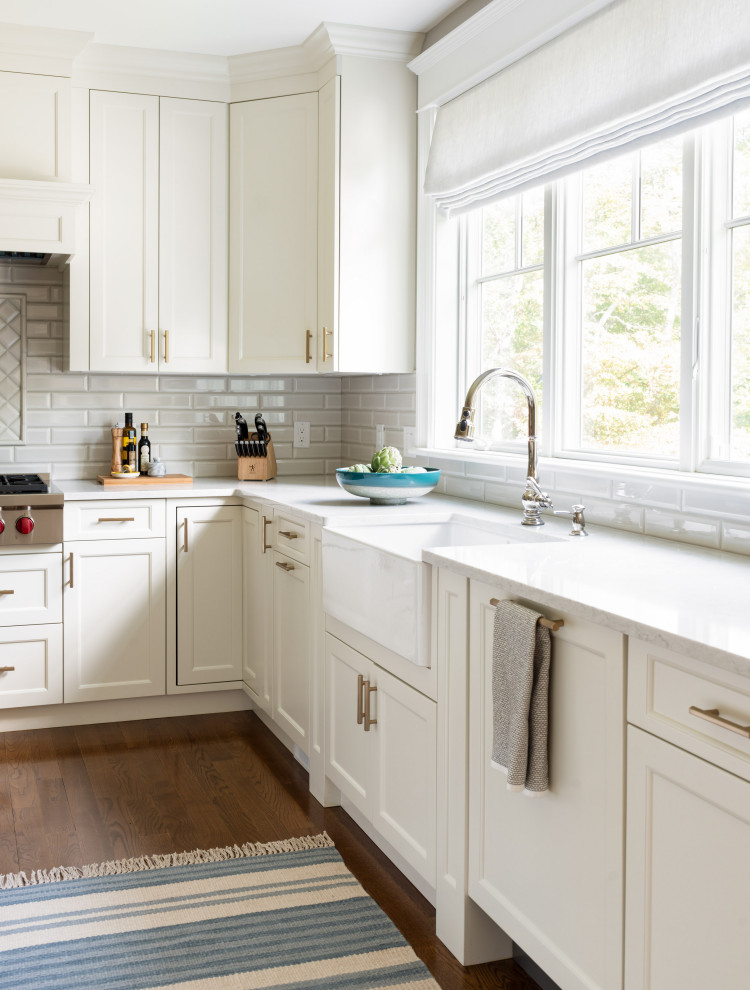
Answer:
[0,833,439,989]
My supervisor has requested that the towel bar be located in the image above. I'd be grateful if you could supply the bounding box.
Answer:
[489,598,564,631]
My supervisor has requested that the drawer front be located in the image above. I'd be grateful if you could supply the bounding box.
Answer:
[0,624,63,708]
[628,638,750,782]
[0,553,61,625]
[273,510,309,564]
[64,500,166,540]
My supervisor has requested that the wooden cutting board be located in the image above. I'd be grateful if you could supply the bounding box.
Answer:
[97,474,193,486]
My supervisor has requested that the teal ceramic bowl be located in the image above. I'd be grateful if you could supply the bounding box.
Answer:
[335,468,441,505]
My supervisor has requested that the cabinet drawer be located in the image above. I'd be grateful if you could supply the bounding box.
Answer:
[0,553,61,625]
[0,624,63,708]
[273,510,309,564]
[628,638,750,782]
[64,500,166,540]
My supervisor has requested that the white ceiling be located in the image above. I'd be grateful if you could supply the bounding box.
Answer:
[0,0,467,56]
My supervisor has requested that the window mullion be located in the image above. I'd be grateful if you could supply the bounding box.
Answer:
[678,134,699,472]
[557,173,583,455]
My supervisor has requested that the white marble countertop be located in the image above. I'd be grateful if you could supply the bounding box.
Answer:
[56,474,750,674]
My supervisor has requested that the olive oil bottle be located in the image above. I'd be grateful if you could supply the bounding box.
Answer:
[121,413,137,472]
[138,423,151,476]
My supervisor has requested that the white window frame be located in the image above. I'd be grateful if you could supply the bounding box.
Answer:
[418,116,750,485]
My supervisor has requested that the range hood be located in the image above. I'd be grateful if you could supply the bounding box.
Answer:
[0,251,66,267]
[0,178,92,258]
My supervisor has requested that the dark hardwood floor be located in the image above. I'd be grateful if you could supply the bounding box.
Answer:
[0,710,541,990]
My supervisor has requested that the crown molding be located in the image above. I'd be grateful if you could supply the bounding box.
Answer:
[229,22,424,89]
[0,22,93,75]
[73,44,231,100]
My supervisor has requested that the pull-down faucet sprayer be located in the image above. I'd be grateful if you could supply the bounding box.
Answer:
[455,368,583,529]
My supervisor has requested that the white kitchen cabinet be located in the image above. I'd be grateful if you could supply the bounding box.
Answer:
[317,61,416,373]
[63,538,166,703]
[0,72,70,181]
[0,552,61,626]
[229,93,318,374]
[88,91,227,373]
[242,505,272,712]
[625,726,750,989]
[229,56,416,375]
[176,505,242,686]
[467,582,625,990]
[325,633,436,884]
[0,624,63,709]
[272,547,310,749]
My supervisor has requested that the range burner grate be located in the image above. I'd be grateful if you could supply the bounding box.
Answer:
[0,473,49,495]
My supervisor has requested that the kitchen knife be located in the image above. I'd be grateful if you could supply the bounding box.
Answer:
[235,412,249,441]
[235,441,241,457]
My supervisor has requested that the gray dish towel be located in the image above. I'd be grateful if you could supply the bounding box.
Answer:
[490,599,551,796]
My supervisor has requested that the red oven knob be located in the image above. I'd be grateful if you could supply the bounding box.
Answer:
[16,515,34,535]
[0,518,4,534]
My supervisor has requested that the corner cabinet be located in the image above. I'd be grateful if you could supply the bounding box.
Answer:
[229,56,416,375]
[176,505,242,686]
[86,91,228,373]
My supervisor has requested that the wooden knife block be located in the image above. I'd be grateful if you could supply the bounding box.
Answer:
[237,434,277,481]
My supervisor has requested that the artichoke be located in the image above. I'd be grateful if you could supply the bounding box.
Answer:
[371,445,403,473]
[400,465,427,473]
[347,463,372,473]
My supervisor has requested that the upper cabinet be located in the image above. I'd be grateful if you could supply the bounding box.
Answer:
[87,91,227,373]
[229,93,319,374]
[0,72,71,181]
[229,56,417,375]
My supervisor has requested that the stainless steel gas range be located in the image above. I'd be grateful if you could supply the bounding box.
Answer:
[0,474,63,547]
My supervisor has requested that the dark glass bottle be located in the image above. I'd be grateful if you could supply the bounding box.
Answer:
[138,423,151,476]
[121,413,137,472]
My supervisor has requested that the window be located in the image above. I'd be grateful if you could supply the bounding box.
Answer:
[440,110,750,479]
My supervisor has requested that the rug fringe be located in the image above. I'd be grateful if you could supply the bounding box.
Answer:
[0,832,334,890]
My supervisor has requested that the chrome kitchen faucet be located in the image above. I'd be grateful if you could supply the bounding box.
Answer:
[454,368,587,534]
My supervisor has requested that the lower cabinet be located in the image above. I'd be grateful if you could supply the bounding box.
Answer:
[625,726,750,989]
[242,505,272,712]
[326,633,437,884]
[272,547,310,749]
[63,538,166,702]
[176,505,242,685]
[0,624,62,707]
[467,582,625,990]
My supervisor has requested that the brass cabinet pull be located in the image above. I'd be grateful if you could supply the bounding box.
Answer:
[323,326,333,363]
[278,530,299,540]
[689,706,750,739]
[69,552,74,589]
[363,680,377,731]
[163,330,169,363]
[262,516,272,553]
[0,589,14,596]
[305,329,313,364]
[275,560,295,572]
[357,673,365,725]
[149,330,156,363]
[0,666,15,673]
[183,518,188,553]
[98,517,135,523]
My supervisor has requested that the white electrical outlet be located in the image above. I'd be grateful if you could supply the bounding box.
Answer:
[294,421,310,448]
[403,427,416,454]
[375,424,385,448]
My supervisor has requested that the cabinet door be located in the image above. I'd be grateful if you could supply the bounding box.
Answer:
[176,506,242,685]
[0,73,70,181]
[272,550,310,749]
[468,583,625,990]
[63,539,166,702]
[242,506,272,711]
[372,665,437,885]
[325,634,372,814]
[159,98,228,373]
[90,91,159,372]
[0,552,61,626]
[625,726,750,990]
[229,94,318,374]
[0,624,62,708]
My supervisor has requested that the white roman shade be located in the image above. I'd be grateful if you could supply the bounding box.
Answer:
[425,0,750,214]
